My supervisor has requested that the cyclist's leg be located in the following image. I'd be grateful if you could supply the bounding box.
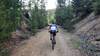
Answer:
[50,31,52,40]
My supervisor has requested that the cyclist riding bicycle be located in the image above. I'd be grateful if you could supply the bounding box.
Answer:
[49,23,58,44]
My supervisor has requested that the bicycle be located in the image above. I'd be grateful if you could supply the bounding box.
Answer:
[49,30,58,50]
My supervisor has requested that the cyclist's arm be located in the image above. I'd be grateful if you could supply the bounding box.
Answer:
[48,25,51,31]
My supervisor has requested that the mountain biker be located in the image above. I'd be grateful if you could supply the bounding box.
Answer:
[49,23,58,44]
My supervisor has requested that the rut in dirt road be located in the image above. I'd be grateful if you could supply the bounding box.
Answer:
[11,28,82,56]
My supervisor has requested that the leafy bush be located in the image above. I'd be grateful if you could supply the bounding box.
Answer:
[93,0,100,15]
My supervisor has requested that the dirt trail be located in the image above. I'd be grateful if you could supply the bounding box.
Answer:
[11,28,82,56]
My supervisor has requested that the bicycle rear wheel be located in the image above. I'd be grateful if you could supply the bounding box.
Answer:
[52,40,55,50]
[51,36,56,50]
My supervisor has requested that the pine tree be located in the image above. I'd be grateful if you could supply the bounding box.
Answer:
[55,0,66,25]
[72,0,93,17]
[0,0,21,42]
[55,0,74,31]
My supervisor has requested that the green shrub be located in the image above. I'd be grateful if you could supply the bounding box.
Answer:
[93,0,100,15]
